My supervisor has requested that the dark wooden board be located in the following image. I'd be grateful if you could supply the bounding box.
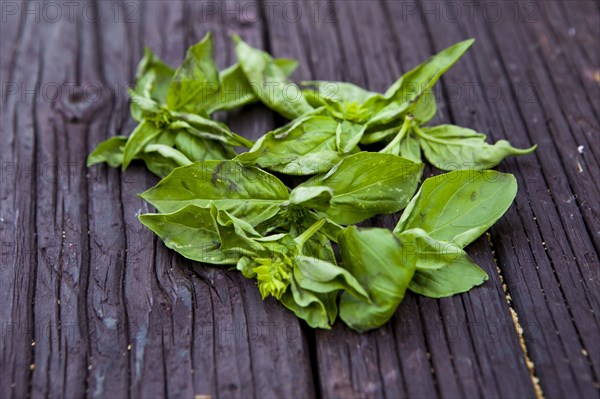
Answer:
[1,1,598,398]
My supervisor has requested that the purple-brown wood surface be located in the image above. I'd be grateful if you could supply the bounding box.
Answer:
[1,1,598,398]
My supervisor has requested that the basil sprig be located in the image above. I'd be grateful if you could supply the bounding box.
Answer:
[87,33,298,177]
[87,32,534,332]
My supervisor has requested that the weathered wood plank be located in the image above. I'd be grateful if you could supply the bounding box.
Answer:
[412,1,599,397]
[1,1,599,398]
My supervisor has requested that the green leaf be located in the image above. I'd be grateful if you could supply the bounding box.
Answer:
[138,204,239,264]
[397,228,465,270]
[139,160,290,226]
[293,256,369,300]
[236,113,342,175]
[203,58,299,114]
[174,131,236,162]
[233,34,314,119]
[399,132,422,163]
[415,124,536,170]
[302,81,378,105]
[134,47,174,103]
[336,120,365,154]
[138,151,184,178]
[87,136,127,167]
[143,144,192,166]
[365,40,474,128]
[384,39,474,104]
[338,227,415,332]
[299,152,423,225]
[171,111,253,148]
[288,186,333,212]
[394,170,518,247]
[408,256,488,298]
[412,90,437,124]
[280,279,333,329]
[166,33,220,113]
[122,120,163,169]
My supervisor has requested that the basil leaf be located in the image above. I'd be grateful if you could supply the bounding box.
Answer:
[138,204,239,264]
[122,120,163,169]
[138,151,185,178]
[397,228,465,270]
[384,39,474,104]
[144,144,191,166]
[293,256,369,300]
[408,256,488,298]
[87,136,127,168]
[412,90,437,124]
[280,279,332,329]
[338,227,415,332]
[301,230,336,262]
[139,160,289,226]
[394,170,518,247]
[236,113,342,175]
[166,33,220,113]
[415,124,537,170]
[233,34,314,119]
[302,81,379,105]
[300,152,423,225]
[174,131,236,161]
[204,58,299,113]
[170,111,253,148]
[287,186,333,212]
[336,120,365,154]
[399,132,422,163]
[135,47,174,103]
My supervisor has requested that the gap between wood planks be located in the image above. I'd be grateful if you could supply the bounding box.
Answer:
[486,233,544,399]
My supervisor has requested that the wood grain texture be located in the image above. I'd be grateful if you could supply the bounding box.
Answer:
[0,1,598,398]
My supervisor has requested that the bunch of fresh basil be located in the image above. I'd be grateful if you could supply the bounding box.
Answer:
[87,33,534,331]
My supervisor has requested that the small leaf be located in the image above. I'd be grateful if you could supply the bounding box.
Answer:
[167,33,220,113]
[122,120,163,169]
[336,120,365,154]
[416,124,536,170]
[280,279,333,329]
[87,136,127,167]
[338,226,415,332]
[408,257,488,298]
[233,34,314,119]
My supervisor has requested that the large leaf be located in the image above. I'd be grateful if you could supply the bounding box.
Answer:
[139,160,290,226]
[300,152,423,224]
[338,227,415,332]
[394,170,518,247]
[416,125,536,170]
